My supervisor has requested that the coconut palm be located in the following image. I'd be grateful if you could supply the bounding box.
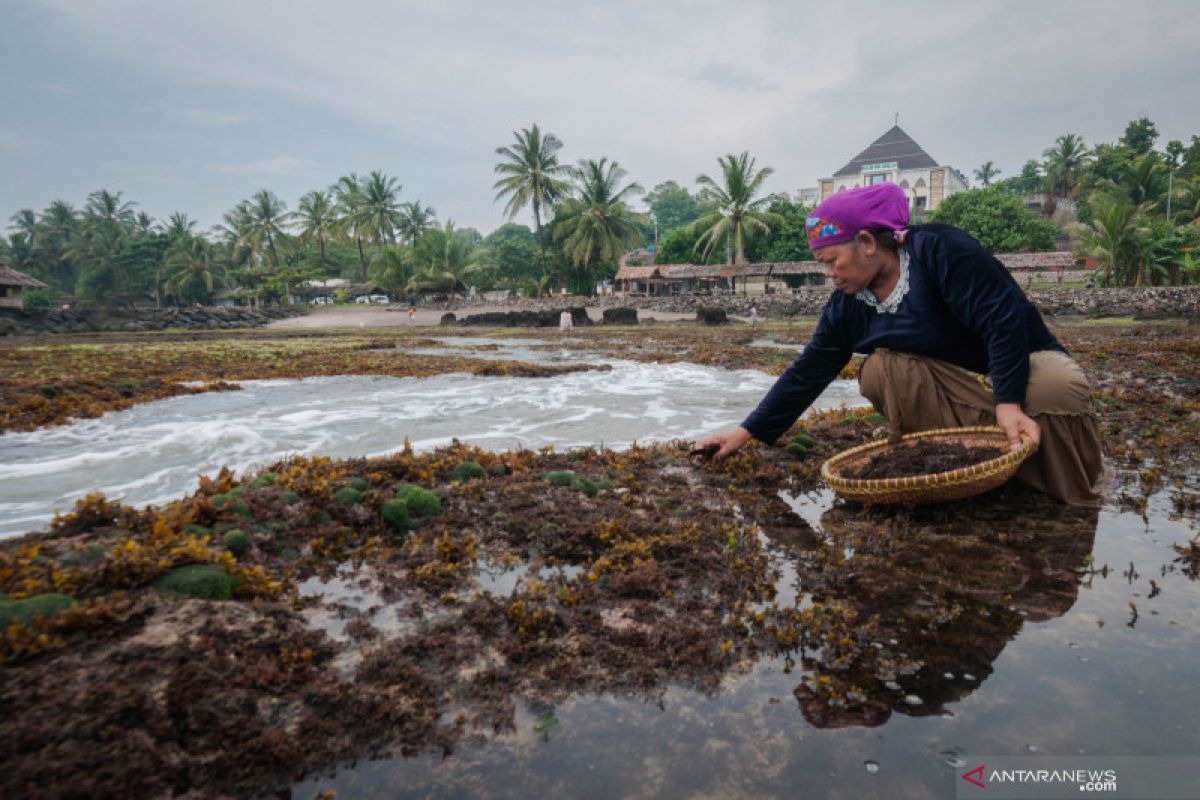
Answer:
[974,161,1001,187]
[160,236,226,302]
[358,170,403,252]
[369,244,410,296]
[398,201,437,253]
[84,189,137,227]
[243,190,290,270]
[1042,134,1092,205]
[1075,193,1143,287]
[692,152,782,265]
[1116,154,1169,208]
[8,208,38,244]
[493,124,572,283]
[159,212,196,242]
[332,173,370,279]
[553,158,645,289]
[293,190,338,263]
[410,221,485,293]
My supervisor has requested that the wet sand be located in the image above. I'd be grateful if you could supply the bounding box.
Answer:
[268,304,712,328]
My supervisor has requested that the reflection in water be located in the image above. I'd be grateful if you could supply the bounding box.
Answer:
[786,497,1099,728]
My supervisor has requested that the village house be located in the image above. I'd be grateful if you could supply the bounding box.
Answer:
[0,262,47,308]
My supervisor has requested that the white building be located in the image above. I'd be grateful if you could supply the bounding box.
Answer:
[810,125,968,211]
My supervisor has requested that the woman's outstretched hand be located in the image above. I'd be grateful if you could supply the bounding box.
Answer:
[694,427,752,460]
[995,402,1040,453]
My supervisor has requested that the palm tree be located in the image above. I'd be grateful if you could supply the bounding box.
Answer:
[293,190,338,263]
[159,212,196,243]
[974,161,1001,187]
[160,237,226,303]
[553,158,645,292]
[358,170,403,252]
[1042,134,1091,208]
[243,190,290,270]
[1116,154,1168,208]
[1076,193,1142,287]
[84,189,137,227]
[493,124,572,283]
[332,173,370,279]
[410,221,485,293]
[8,209,38,245]
[692,152,782,265]
[369,244,410,296]
[398,201,437,253]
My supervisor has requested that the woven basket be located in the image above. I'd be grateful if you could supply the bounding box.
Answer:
[820,426,1035,506]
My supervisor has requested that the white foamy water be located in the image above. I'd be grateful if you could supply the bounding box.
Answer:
[0,360,865,537]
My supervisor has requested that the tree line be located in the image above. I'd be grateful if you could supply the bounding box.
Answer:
[4,116,1199,306]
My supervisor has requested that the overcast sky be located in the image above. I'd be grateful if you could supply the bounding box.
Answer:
[2,0,1198,235]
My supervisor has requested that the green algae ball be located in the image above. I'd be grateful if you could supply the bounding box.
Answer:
[59,543,108,567]
[396,484,441,518]
[153,565,235,600]
[381,498,410,530]
[863,412,887,424]
[346,477,369,492]
[334,487,364,507]
[280,490,302,505]
[315,511,333,525]
[544,470,578,488]
[183,523,211,538]
[490,463,508,476]
[786,434,814,458]
[0,593,77,626]
[212,494,250,516]
[223,529,250,558]
[450,461,486,482]
[252,472,278,488]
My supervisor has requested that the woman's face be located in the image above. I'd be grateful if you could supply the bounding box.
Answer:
[815,237,879,295]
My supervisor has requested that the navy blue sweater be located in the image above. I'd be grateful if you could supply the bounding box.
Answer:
[741,223,1065,444]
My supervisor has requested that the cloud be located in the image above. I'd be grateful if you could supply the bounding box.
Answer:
[167,106,259,129]
[216,156,316,177]
[0,128,39,154]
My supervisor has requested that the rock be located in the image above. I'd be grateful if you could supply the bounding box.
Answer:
[440,313,457,325]
[603,307,639,325]
[696,306,728,325]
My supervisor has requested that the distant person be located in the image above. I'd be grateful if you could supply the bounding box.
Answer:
[749,303,760,328]
[1085,276,1096,289]
[697,182,1103,505]
[408,306,415,321]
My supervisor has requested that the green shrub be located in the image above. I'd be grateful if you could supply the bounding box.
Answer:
[280,490,302,505]
[381,498,410,530]
[22,287,51,310]
[252,472,278,488]
[450,461,486,482]
[223,529,250,558]
[346,477,369,492]
[0,593,76,626]
[334,487,364,507]
[153,565,235,600]
[396,484,441,518]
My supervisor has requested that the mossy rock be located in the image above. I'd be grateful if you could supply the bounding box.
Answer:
[334,487,364,507]
[183,523,211,538]
[153,565,235,600]
[381,498,410,530]
[450,461,486,482]
[396,484,441,518]
[346,477,369,492]
[280,490,302,505]
[223,529,250,558]
[59,543,108,567]
[0,593,77,626]
[251,472,278,488]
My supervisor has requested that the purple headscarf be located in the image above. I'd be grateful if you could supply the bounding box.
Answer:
[806,182,910,250]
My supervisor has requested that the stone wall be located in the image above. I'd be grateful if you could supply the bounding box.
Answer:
[443,287,1200,320]
[0,305,307,337]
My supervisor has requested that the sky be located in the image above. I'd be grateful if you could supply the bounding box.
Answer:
[2,0,1198,236]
